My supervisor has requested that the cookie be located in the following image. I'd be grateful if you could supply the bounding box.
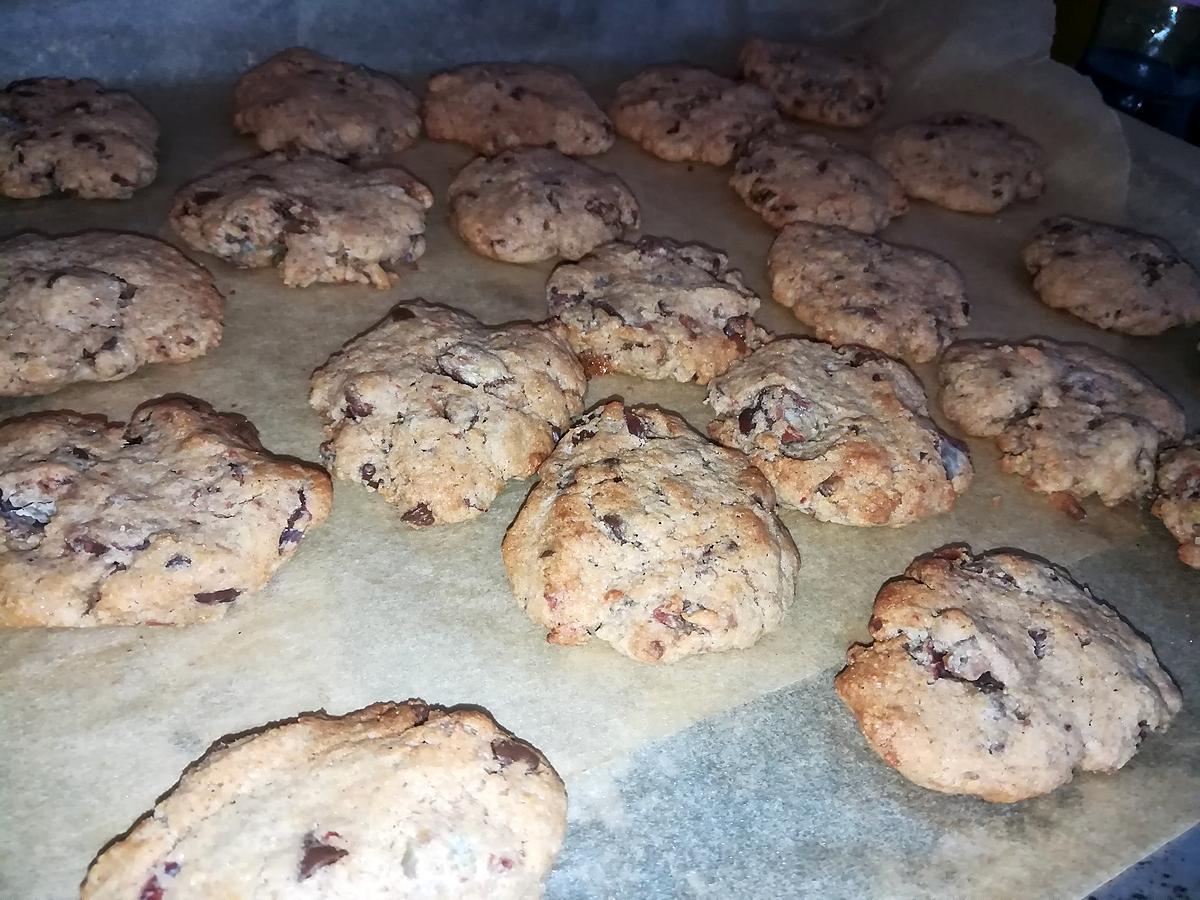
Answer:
[609,65,778,166]
[169,152,432,288]
[731,123,907,233]
[707,339,971,526]
[835,544,1182,802]
[767,222,968,364]
[0,77,158,199]
[939,338,1184,506]
[0,232,223,397]
[502,401,799,663]
[81,701,567,899]
[310,300,585,526]
[1023,216,1200,335]
[0,396,332,627]
[1152,437,1200,569]
[448,148,639,263]
[871,112,1044,214]
[424,63,613,156]
[546,236,769,384]
[233,47,421,160]
[739,38,890,128]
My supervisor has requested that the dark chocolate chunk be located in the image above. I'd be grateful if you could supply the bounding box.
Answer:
[491,737,540,770]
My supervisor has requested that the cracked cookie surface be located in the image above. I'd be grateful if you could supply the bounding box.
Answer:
[424,63,613,156]
[871,112,1044,214]
[0,77,158,199]
[731,123,906,233]
[0,396,332,627]
[835,545,1182,802]
[233,47,421,160]
[1152,437,1200,569]
[0,231,223,397]
[740,38,890,128]
[169,152,432,288]
[707,338,972,526]
[610,65,778,166]
[310,300,586,526]
[768,223,968,364]
[502,401,799,664]
[449,148,639,263]
[1023,216,1200,335]
[82,700,567,900]
[938,338,1184,506]
[546,236,769,384]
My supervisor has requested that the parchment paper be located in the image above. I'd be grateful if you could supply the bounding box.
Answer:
[0,1,1197,898]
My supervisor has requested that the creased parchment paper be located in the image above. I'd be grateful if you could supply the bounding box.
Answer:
[0,1,1196,898]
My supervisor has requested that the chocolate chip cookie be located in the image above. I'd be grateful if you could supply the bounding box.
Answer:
[310,300,585,526]
[0,231,222,397]
[768,222,968,364]
[1152,437,1200,569]
[546,236,769,384]
[502,401,799,663]
[871,112,1044,214]
[739,38,890,128]
[233,47,421,160]
[609,65,779,166]
[835,545,1182,802]
[81,701,567,899]
[731,123,907,233]
[1023,216,1200,335]
[448,148,639,263]
[0,396,332,627]
[939,338,1185,506]
[169,152,432,288]
[707,339,972,526]
[424,63,613,156]
[0,77,158,199]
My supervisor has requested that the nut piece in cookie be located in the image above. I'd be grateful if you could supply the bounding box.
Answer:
[424,63,613,156]
[1152,437,1200,569]
[0,396,332,627]
[938,338,1184,507]
[707,339,971,526]
[233,47,421,160]
[1023,216,1200,335]
[610,65,779,166]
[169,152,432,288]
[731,123,906,233]
[81,701,567,899]
[0,231,223,397]
[310,299,586,526]
[546,236,769,384]
[872,112,1044,214]
[0,77,158,199]
[740,38,890,128]
[502,401,799,663]
[449,148,639,264]
[835,545,1181,802]
[768,223,967,364]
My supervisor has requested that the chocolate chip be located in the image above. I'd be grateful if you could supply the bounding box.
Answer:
[190,189,220,206]
[279,489,310,551]
[110,174,133,186]
[227,462,246,485]
[600,513,627,543]
[491,737,540,770]
[401,503,434,526]
[1028,628,1048,659]
[585,197,620,225]
[624,409,646,437]
[194,588,241,604]
[390,305,416,321]
[70,447,92,460]
[67,535,108,555]
[360,463,382,489]
[72,132,91,145]
[343,391,373,420]
[973,672,1005,693]
[165,554,191,570]
[816,475,840,497]
[299,833,348,881]
[738,407,756,434]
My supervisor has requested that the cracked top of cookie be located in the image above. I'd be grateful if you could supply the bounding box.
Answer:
[0,231,224,397]
[309,299,586,526]
[501,401,799,664]
[0,396,332,627]
[835,545,1181,802]
[546,236,769,384]
[939,338,1184,505]
[234,47,421,159]
[707,338,972,526]
[81,701,567,899]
